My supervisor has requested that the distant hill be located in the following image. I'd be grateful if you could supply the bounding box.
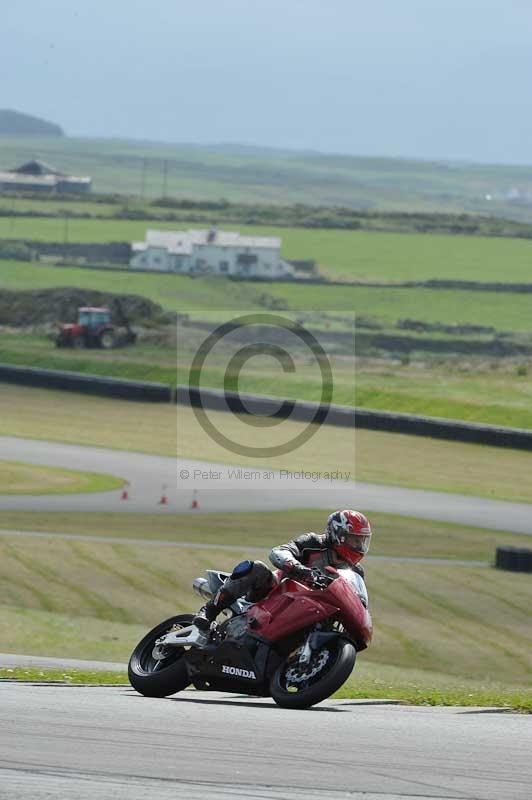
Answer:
[0,110,64,137]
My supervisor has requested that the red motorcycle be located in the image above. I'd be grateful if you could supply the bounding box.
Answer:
[128,565,372,709]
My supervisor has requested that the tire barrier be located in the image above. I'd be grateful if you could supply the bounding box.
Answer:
[176,386,332,425]
[3,365,532,450]
[354,408,532,451]
[495,546,532,573]
[0,364,172,403]
[176,385,532,451]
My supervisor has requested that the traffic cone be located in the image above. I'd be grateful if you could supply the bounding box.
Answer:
[121,484,129,501]
[191,490,199,510]
[159,485,168,505]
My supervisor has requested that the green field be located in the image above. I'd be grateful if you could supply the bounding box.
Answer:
[4,216,532,282]
[0,461,124,495]
[3,331,532,429]
[0,512,530,709]
[3,261,532,334]
[2,135,532,223]
[2,254,532,431]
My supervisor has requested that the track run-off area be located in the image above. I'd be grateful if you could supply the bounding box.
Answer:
[0,435,531,534]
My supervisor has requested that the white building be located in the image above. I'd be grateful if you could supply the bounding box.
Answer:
[130,228,295,279]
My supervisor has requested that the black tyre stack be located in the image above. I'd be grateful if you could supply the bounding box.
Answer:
[495,546,532,573]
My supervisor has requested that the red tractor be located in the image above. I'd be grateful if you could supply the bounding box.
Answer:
[56,306,136,349]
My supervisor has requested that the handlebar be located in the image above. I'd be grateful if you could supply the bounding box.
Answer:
[309,568,336,589]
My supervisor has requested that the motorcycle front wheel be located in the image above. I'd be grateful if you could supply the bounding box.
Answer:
[128,614,193,697]
[270,637,356,709]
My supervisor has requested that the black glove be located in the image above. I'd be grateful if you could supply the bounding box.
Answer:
[290,564,328,588]
[289,563,313,582]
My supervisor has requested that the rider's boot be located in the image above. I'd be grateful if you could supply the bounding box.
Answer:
[193,589,232,632]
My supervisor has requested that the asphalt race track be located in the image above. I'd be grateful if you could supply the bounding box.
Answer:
[0,436,531,534]
[1,684,531,800]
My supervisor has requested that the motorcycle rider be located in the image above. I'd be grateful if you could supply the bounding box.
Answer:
[193,509,371,632]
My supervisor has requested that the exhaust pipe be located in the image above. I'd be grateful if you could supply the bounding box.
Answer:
[193,577,212,601]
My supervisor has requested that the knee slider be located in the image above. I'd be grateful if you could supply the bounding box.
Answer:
[231,559,254,579]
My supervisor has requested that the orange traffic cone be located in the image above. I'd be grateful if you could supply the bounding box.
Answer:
[159,485,168,505]
[191,490,199,510]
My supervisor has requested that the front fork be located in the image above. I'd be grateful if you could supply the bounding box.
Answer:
[297,629,344,665]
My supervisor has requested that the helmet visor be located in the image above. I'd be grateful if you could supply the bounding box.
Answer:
[344,532,371,555]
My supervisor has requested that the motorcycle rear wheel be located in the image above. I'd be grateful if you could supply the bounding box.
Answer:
[270,637,356,709]
[128,614,193,697]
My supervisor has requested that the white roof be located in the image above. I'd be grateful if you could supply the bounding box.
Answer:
[0,171,58,186]
[144,229,193,254]
[134,228,281,254]
[0,172,91,186]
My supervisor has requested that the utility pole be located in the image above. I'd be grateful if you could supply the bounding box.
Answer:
[8,196,15,236]
[162,159,168,199]
[140,157,147,200]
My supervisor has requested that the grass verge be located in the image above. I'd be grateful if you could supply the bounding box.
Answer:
[337,662,532,712]
[0,460,124,495]
[1,663,529,712]
[0,666,126,685]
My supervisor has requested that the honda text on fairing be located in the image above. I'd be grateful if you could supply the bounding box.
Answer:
[128,564,372,709]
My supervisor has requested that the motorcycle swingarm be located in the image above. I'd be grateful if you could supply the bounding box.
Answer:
[155,625,208,649]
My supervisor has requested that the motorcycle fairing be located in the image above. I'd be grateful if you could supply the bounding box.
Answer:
[247,578,341,642]
[249,576,372,647]
[185,636,281,696]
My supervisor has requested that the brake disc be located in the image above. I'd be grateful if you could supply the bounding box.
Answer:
[285,648,330,684]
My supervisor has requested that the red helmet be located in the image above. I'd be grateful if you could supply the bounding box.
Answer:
[326,510,372,566]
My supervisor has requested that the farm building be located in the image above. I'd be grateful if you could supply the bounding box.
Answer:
[0,159,92,194]
[130,228,295,279]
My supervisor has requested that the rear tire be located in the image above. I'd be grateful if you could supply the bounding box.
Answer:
[128,614,193,698]
[270,638,356,709]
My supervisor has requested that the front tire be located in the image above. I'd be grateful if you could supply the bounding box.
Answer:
[270,638,356,709]
[128,614,193,697]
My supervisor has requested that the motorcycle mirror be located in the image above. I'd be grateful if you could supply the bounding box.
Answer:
[325,566,338,574]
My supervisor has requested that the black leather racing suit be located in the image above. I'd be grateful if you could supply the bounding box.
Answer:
[270,531,365,579]
[194,531,368,629]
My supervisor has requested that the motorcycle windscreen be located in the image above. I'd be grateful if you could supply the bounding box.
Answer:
[326,576,372,646]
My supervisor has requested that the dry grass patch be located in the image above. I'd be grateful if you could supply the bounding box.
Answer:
[1,509,531,561]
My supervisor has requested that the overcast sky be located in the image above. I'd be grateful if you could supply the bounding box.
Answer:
[3,0,532,163]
